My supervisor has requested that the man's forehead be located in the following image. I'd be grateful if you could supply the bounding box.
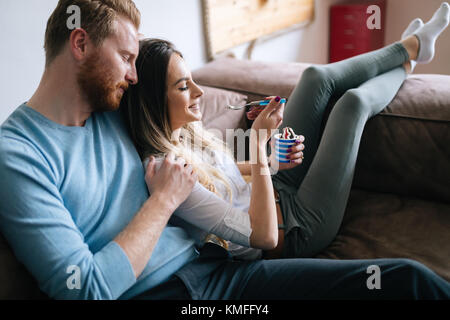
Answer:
[111,16,139,54]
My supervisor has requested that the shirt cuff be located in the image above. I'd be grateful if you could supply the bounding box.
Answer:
[94,241,136,299]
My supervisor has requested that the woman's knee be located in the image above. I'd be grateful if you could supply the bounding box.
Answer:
[301,66,330,88]
[338,88,371,116]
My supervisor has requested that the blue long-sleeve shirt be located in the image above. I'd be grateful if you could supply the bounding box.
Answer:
[0,104,198,300]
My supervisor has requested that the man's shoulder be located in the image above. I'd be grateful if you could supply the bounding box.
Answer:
[0,105,48,165]
[0,129,43,168]
[1,104,26,132]
[1,106,28,144]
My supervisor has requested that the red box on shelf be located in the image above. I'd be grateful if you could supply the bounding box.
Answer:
[330,0,386,63]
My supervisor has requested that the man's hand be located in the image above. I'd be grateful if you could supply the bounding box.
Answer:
[145,152,197,210]
[115,152,197,279]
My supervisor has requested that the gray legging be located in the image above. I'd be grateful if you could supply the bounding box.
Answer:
[272,42,410,258]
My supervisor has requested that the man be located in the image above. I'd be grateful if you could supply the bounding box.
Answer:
[0,0,449,300]
[0,0,197,299]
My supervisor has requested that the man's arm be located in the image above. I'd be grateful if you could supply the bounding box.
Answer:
[114,195,176,279]
[0,138,195,299]
[114,153,197,278]
[0,138,135,299]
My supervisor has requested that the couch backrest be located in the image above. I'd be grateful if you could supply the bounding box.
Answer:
[193,58,450,204]
[0,234,48,299]
[352,74,450,204]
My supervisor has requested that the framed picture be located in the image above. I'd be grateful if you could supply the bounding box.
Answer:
[202,0,315,59]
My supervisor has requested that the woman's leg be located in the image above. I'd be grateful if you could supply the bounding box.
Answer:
[275,3,449,187]
[275,4,449,258]
[284,67,407,258]
[273,42,409,188]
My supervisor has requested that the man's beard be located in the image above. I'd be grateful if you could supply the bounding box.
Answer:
[77,52,129,112]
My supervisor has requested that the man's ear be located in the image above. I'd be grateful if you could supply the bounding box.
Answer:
[69,28,90,61]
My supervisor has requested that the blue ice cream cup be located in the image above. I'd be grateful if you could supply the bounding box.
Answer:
[274,133,297,163]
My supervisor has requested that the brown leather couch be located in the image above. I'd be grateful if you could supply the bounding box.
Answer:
[1,57,449,299]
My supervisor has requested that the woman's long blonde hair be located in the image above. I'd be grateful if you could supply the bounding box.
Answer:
[121,38,234,203]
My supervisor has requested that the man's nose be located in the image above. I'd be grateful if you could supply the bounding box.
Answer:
[126,65,138,85]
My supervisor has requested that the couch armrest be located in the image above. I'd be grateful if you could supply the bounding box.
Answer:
[193,58,450,203]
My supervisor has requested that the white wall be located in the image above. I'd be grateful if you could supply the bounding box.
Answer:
[1,0,449,124]
[229,0,450,72]
[228,0,344,64]
[385,0,450,75]
[134,0,208,73]
[0,1,55,124]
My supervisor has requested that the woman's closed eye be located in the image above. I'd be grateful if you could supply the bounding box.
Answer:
[179,86,189,91]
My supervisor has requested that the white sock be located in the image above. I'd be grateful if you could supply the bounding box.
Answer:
[414,2,450,64]
[401,18,424,72]
[402,18,424,40]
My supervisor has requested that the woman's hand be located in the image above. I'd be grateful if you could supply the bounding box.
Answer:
[269,136,306,171]
[247,105,265,121]
[250,96,285,145]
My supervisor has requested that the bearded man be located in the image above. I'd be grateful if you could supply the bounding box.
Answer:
[0,0,198,299]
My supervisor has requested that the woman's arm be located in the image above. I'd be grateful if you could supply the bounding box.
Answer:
[145,157,256,248]
[236,161,252,176]
[149,158,277,250]
[246,140,278,250]
[245,97,285,250]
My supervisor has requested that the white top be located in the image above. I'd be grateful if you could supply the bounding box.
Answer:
[144,149,263,260]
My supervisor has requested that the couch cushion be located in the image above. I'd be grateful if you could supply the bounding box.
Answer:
[199,85,248,141]
[315,188,450,282]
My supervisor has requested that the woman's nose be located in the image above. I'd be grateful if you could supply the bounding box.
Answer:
[193,83,204,98]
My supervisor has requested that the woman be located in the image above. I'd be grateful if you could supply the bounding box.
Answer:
[121,3,449,260]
